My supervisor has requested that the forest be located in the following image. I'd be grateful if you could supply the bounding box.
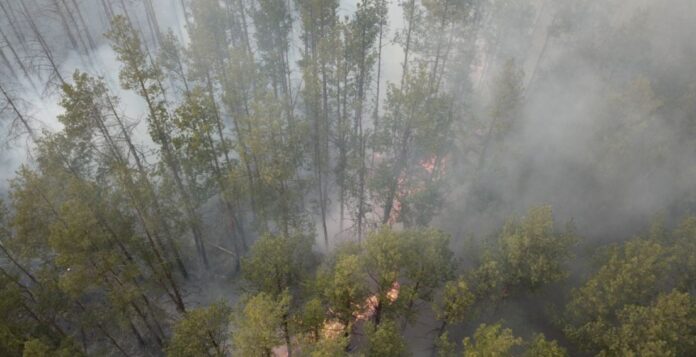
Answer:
[0,0,695,355]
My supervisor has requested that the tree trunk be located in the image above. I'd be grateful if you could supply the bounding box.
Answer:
[104,96,190,279]
[20,0,65,85]
[51,0,79,50]
[0,27,36,90]
[70,0,97,51]
[0,1,28,50]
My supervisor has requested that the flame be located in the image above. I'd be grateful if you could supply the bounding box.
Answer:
[272,282,401,356]
[386,155,448,224]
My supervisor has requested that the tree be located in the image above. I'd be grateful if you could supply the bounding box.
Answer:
[469,205,576,299]
[296,297,325,341]
[672,216,696,291]
[159,30,190,95]
[337,0,383,240]
[60,70,190,281]
[434,331,456,357]
[242,233,315,297]
[462,323,523,357]
[433,278,475,336]
[401,229,454,304]
[476,59,524,173]
[318,253,369,329]
[172,87,247,266]
[565,238,675,353]
[107,15,209,269]
[232,292,290,357]
[242,233,315,356]
[598,290,696,356]
[362,227,405,325]
[296,0,340,246]
[499,205,576,290]
[371,65,454,226]
[524,334,567,357]
[21,337,80,357]
[253,0,293,102]
[365,319,407,357]
[167,303,231,357]
[242,94,309,235]
[306,335,349,357]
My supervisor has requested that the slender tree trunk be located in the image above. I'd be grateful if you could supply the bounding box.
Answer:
[237,0,253,58]
[143,0,163,46]
[20,1,65,85]
[283,318,292,357]
[178,0,192,31]
[0,1,28,50]
[104,96,190,279]
[430,0,451,91]
[101,0,115,21]
[380,0,417,224]
[124,40,208,268]
[0,47,16,80]
[61,0,90,54]
[0,28,36,90]
[53,137,189,313]
[525,14,557,96]
[355,28,369,240]
[382,123,413,224]
[70,0,97,51]
[0,243,39,284]
[51,0,79,50]
[373,1,384,126]
[400,0,417,87]
[0,82,35,139]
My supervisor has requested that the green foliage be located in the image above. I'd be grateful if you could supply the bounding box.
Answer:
[524,334,567,357]
[21,338,79,357]
[186,0,232,78]
[434,277,475,326]
[399,228,454,310]
[489,59,524,135]
[469,254,506,301]
[462,323,523,357]
[242,233,315,296]
[363,227,405,295]
[242,94,310,233]
[499,205,576,290]
[567,239,672,323]
[0,275,25,357]
[297,297,325,339]
[469,205,576,299]
[564,232,691,354]
[370,65,455,226]
[595,291,695,356]
[1,1,696,356]
[318,253,369,326]
[232,292,290,357]
[166,303,231,357]
[434,331,456,357]
[105,16,163,97]
[365,320,408,357]
[306,336,350,357]
[673,216,696,291]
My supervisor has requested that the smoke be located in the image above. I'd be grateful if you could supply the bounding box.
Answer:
[0,0,189,192]
[0,0,694,353]
[0,0,693,245]
[437,0,696,241]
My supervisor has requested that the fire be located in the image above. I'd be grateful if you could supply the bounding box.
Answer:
[355,281,400,321]
[271,282,401,356]
[387,155,448,225]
